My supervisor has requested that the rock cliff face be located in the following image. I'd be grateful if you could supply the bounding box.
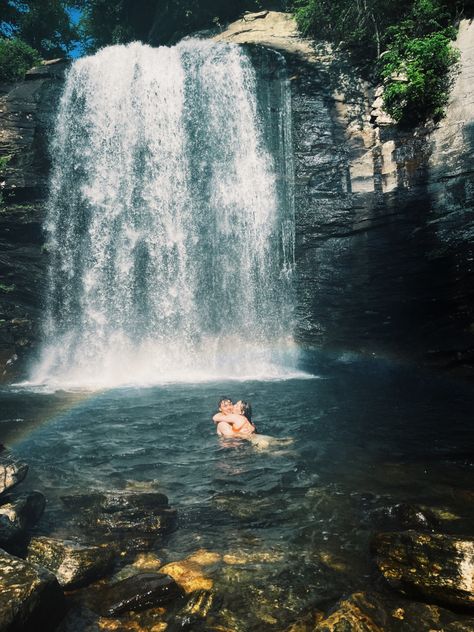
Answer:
[0,13,473,380]
[217,13,474,375]
[0,60,67,381]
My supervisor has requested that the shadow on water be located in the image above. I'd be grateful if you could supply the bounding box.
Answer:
[1,352,473,629]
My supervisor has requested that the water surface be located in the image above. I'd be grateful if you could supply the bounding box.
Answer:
[2,355,473,629]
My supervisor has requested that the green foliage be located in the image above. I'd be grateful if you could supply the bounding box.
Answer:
[292,0,412,59]
[291,0,468,125]
[0,38,40,82]
[1,0,80,58]
[78,0,266,51]
[379,0,460,124]
[381,29,459,124]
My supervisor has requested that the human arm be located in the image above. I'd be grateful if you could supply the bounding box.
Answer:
[212,412,248,429]
[222,413,249,431]
[213,412,228,424]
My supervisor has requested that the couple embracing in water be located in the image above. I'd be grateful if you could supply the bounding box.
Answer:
[212,397,257,438]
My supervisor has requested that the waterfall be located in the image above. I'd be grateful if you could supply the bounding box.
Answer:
[32,40,298,387]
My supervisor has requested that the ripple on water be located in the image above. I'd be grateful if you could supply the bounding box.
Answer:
[1,364,474,629]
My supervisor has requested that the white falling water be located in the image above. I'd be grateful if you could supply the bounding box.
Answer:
[31,40,298,387]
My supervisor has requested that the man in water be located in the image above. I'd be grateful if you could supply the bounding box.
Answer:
[212,397,255,437]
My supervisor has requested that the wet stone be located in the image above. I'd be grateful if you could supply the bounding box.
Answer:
[61,492,177,541]
[369,503,439,532]
[0,547,65,632]
[311,591,474,631]
[172,589,220,630]
[27,536,115,589]
[111,552,163,583]
[0,491,45,545]
[96,572,182,616]
[159,559,213,594]
[372,530,474,608]
[0,449,28,496]
[55,606,100,632]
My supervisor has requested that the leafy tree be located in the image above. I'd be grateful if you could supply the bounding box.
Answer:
[292,0,412,60]
[291,0,470,124]
[79,0,266,51]
[381,32,459,124]
[379,0,459,124]
[0,37,41,82]
[1,0,80,58]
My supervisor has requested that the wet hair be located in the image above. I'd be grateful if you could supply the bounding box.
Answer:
[240,400,257,432]
[239,401,252,422]
[217,396,232,411]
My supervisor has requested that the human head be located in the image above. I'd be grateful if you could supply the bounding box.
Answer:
[218,396,233,414]
[234,400,252,422]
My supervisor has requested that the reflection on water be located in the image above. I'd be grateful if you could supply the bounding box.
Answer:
[1,355,473,629]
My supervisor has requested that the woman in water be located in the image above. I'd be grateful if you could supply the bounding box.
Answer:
[213,398,292,450]
[213,398,256,438]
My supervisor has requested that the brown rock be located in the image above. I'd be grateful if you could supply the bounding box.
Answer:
[27,536,115,589]
[372,530,474,608]
[315,592,386,631]
[0,547,64,631]
[159,559,213,594]
[98,572,181,616]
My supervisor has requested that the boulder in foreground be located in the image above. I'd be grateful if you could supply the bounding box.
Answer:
[96,572,182,616]
[27,536,115,589]
[0,491,45,545]
[300,591,474,632]
[0,450,28,496]
[372,530,474,608]
[61,491,177,542]
[0,548,64,632]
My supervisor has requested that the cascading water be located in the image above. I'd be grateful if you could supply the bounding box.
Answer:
[32,40,298,387]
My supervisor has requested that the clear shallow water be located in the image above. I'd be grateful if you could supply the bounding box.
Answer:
[2,355,474,629]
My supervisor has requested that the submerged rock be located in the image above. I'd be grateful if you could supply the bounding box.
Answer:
[372,530,474,608]
[0,491,45,545]
[57,605,169,632]
[61,491,177,542]
[111,552,163,583]
[0,450,28,496]
[310,591,474,631]
[171,589,220,630]
[0,547,64,632]
[27,536,115,589]
[313,592,388,631]
[55,606,100,632]
[369,503,439,532]
[159,559,213,594]
[97,572,182,616]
